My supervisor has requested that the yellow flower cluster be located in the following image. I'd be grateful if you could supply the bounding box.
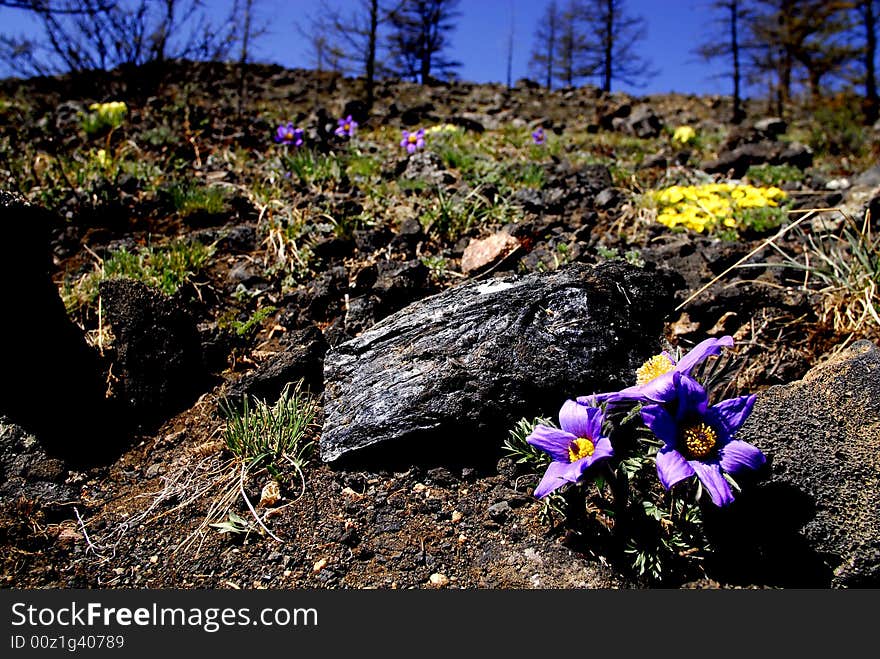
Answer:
[89,101,127,127]
[653,183,786,233]
[672,126,696,144]
[425,123,460,135]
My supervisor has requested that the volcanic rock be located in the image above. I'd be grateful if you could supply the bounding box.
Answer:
[702,141,813,177]
[100,278,206,426]
[321,261,682,463]
[710,340,880,587]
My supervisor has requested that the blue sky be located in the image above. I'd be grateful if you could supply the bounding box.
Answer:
[0,0,731,95]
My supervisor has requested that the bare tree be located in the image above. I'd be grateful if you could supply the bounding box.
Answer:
[315,0,394,107]
[554,0,594,87]
[856,0,879,123]
[505,3,514,88]
[0,0,245,76]
[529,0,559,89]
[386,0,461,83]
[695,0,749,123]
[585,0,655,92]
[747,0,855,114]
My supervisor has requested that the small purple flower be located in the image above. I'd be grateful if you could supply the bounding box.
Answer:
[526,401,614,498]
[400,128,426,153]
[274,122,304,147]
[640,372,765,507]
[532,127,545,145]
[581,336,734,407]
[335,115,358,137]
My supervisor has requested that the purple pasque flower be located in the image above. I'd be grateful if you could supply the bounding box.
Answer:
[274,122,304,146]
[532,127,545,145]
[526,400,614,498]
[640,372,764,507]
[581,335,735,407]
[400,128,426,153]
[335,114,358,137]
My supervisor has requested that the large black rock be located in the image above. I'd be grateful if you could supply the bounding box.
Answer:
[707,340,880,588]
[100,279,206,425]
[0,192,109,463]
[321,261,682,463]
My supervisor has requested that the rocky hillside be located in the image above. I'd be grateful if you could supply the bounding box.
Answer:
[0,61,878,589]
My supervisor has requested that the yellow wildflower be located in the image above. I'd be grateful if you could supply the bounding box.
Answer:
[651,183,788,234]
[672,126,696,144]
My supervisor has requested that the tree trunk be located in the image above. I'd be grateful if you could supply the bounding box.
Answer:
[866,0,878,124]
[420,10,431,83]
[603,0,613,92]
[546,8,556,89]
[731,0,744,123]
[366,0,378,107]
[237,0,253,118]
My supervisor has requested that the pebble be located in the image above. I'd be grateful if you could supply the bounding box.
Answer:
[429,573,450,587]
[312,558,328,573]
[487,501,511,522]
[451,510,463,523]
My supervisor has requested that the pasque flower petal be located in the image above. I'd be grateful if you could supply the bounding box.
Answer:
[690,461,735,506]
[656,448,696,489]
[526,425,574,463]
[719,439,766,474]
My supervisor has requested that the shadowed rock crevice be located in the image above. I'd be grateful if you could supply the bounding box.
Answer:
[0,192,111,465]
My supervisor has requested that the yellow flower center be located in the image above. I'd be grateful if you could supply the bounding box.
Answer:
[286,131,293,140]
[636,354,675,385]
[568,437,595,462]
[408,134,418,143]
[681,422,717,459]
[344,123,351,131]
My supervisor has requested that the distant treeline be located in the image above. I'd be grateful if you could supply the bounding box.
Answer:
[1,1,878,122]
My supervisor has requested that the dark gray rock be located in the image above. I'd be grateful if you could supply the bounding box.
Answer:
[400,151,455,185]
[400,102,437,126]
[754,117,787,136]
[709,340,880,587]
[449,113,486,133]
[598,102,631,130]
[625,105,663,138]
[595,187,626,210]
[227,325,328,402]
[639,152,668,169]
[0,420,77,503]
[702,141,813,177]
[487,501,512,522]
[389,217,425,255]
[372,260,431,313]
[321,261,682,463]
[101,278,206,425]
[0,191,109,462]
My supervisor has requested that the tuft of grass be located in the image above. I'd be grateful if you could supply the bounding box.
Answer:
[170,183,228,217]
[219,381,318,478]
[420,184,521,240]
[760,211,880,335]
[63,238,215,315]
[503,416,553,470]
[282,148,343,185]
